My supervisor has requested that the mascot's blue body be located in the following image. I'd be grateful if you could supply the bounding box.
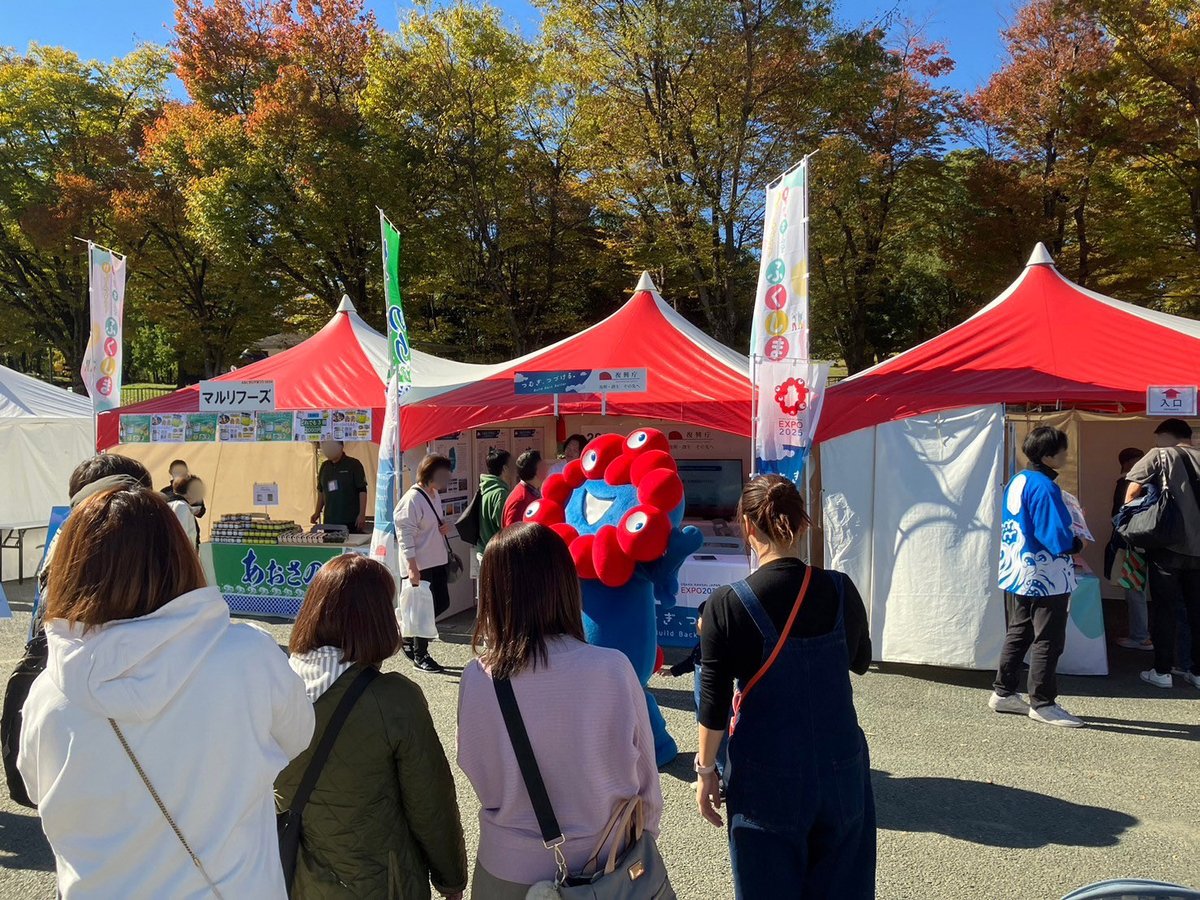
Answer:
[526,429,703,765]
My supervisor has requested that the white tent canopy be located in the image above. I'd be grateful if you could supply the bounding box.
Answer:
[2,365,93,531]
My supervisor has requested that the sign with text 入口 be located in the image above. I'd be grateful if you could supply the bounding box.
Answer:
[1147,385,1198,418]
[514,369,647,395]
[199,380,276,412]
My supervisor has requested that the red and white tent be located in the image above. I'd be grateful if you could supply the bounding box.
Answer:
[819,242,1200,442]
[818,245,1200,672]
[400,272,751,450]
[97,297,495,451]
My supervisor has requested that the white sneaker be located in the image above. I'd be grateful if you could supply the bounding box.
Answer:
[989,692,1031,715]
[1028,704,1084,727]
[1140,670,1173,689]
[1181,671,1200,689]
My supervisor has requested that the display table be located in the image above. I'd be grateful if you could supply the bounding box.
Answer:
[200,537,371,618]
[658,553,752,647]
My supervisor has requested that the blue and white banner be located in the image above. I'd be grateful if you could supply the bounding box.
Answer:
[370,369,403,572]
[753,360,829,480]
[514,368,647,395]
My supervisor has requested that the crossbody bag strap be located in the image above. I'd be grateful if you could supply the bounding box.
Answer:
[743,566,813,698]
[290,667,380,818]
[492,677,564,849]
[1173,448,1200,501]
[109,719,227,900]
[416,488,455,556]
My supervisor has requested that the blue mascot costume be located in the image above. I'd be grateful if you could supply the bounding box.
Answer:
[526,428,703,765]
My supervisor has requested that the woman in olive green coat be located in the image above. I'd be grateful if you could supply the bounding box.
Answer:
[276,556,467,900]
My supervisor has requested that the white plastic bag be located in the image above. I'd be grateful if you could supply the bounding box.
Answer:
[398,580,438,639]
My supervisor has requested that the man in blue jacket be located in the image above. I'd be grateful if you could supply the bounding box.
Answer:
[991,426,1086,728]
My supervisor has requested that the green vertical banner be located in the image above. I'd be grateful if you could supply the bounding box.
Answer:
[381,212,411,383]
[371,211,411,571]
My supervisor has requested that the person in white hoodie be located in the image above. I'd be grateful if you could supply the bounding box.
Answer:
[395,453,454,673]
[18,486,315,899]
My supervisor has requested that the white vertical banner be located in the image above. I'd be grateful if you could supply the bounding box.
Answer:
[751,159,827,482]
[370,369,404,572]
[80,244,126,412]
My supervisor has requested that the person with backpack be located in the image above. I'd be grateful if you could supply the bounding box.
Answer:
[2,454,154,810]
[277,554,467,900]
[18,486,314,898]
[1124,418,1200,689]
[396,454,455,673]
[478,449,514,551]
[695,476,874,899]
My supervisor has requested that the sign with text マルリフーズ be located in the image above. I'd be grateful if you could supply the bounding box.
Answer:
[1147,385,1198,418]
[514,369,647,395]
[199,380,275,412]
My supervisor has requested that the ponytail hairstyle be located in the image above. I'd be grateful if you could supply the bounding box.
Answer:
[738,475,810,549]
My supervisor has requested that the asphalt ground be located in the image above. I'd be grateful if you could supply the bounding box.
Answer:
[0,581,1196,899]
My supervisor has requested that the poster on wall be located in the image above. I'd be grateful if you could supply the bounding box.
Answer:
[331,409,372,442]
[256,411,295,442]
[294,410,331,441]
[218,413,256,442]
[431,431,473,517]
[150,413,186,443]
[511,427,544,459]
[185,414,218,442]
[119,414,151,443]
[474,428,511,484]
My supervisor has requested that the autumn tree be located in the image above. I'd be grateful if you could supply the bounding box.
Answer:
[0,45,169,386]
[808,28,957,372]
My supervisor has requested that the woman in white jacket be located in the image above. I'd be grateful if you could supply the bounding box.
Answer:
[18,486,314,899]
[395,454,453,673]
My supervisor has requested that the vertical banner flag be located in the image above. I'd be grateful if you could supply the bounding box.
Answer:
[750,159,828,482]
[370,212,412,572]
[80,244,126,412]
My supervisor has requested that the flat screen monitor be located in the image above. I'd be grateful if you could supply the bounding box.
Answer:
[676,459,744,520]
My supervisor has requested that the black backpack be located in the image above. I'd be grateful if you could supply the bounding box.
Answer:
[2,628,46,809]
[455,489,483,547]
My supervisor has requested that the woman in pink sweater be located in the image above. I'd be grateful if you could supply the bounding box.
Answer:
[457,523,663,898]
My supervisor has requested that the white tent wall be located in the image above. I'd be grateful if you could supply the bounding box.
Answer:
[822,405,1007,669]
[4,417,94,577]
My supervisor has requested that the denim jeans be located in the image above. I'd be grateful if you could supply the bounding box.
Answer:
[1125,588,1149,643]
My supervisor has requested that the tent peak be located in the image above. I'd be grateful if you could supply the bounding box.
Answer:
[634,271,658,293]
[337,294,356,313]
[1026,242,1055,268]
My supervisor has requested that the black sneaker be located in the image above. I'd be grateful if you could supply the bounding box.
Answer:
[414,655,445,674]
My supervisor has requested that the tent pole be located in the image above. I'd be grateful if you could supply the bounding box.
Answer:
[601,393,607,416]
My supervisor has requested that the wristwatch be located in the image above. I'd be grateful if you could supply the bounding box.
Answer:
[693,754,717,775]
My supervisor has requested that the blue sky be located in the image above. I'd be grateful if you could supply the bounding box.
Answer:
[0,0,1017,99]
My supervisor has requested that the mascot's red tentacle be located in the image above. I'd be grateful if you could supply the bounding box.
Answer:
[592,525,637,588]
[617,505,672,562]
[570,533,598,579]
[625,428,671,456]
[630,450,676,484]
[523,498,564,525]
[541,473,573,505]
[561,459,586,488]
[580,434,625,479]
[549,522,579,545]
[604,454,634,486]
[635,467,684,512]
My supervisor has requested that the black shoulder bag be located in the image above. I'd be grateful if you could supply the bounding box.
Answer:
[277,667,379,895]
[1118,448,1200,550]
[416,488,464,584]
[492,677,675,899]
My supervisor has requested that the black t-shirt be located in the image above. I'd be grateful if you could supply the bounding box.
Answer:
[318,456,368,528]
[699,558,871,730]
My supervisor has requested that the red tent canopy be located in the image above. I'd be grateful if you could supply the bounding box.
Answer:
[818,244,1200,442]
[97,298,491,450]
[400,273,751,450]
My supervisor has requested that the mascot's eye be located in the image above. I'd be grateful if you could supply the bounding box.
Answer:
[627,431,649,449]
[625,511,649,533]
[524,501,541,519]
[583,449,600,472]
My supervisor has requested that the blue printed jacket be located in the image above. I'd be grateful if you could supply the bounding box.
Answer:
[998,468,1077,597]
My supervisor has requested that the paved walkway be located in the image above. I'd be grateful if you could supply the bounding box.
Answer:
[0,582,1196,898]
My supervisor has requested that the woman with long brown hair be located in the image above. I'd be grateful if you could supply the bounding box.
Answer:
[457,522,663,898]
[695,475,875,899]
[18,486,314,899]
[276,554,467,900]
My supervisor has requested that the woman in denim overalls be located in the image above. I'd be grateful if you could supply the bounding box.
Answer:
[695,476,875,899]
